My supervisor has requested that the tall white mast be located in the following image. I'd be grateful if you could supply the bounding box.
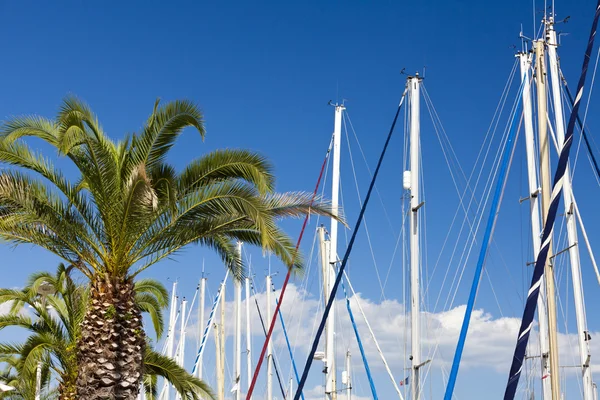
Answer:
[326,103,344,400]
[197,276,207,380]
[245,276,252,399]
[345,350,351,400]
[518,50,552,400]
[164,282,178,400]
[35,361,41,400]
[407,74,422,400]
[318,225,331,391]
[266,274,273,400]
[220,282,226,400]
[175,299,188,400]
[535,39,561,400]
[234,242,243,400]
[214,322,224,400]
[546,19,594,400]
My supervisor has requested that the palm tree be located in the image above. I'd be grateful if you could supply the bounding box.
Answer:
[0,264,215,400]
[0,96,340,398]
[0,354,55,399]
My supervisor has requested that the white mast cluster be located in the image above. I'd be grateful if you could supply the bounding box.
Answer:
[517,14,596,400]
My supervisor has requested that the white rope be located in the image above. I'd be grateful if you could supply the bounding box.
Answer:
[571,195,600,286]
[341,115,387,300]
[345,112,398,238]
[417,62,522,375]
[342,270,404,400]
[570,43,600,177]
[423,60,518,317]
[560,86,600,187]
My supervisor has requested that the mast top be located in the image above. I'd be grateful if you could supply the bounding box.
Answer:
[406,72,423,82]
[328,100,346,109]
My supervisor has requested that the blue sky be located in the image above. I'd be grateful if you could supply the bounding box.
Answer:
[1,0,600,399]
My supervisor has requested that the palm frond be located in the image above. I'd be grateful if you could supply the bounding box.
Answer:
[178,149,274,196]
[130,99,205,173]
[136,293,164,339]
[0,115,59,146]
[144,349,215,400]
[135,279,169,308]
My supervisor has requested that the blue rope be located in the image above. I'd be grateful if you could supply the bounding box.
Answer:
[443,79,524,400]
[504,4,600,398]
[275,298,305,400]
[191,272,229,374]
[293,88,408,400]
[562,79,600,183]
[341,276,378,399]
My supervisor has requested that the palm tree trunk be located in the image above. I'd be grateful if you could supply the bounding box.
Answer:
[77,274,146,399]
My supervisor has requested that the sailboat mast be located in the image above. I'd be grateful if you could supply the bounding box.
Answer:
[175,299,187,400]
[266,274,273,400]
[197,277,207,380]
[245,277,252,399]
[220,281,226,400]
[164,282,178,400]
[546,19,594,400]
[408,74,422,400]
[346,350,351,400]
[180,299,187,367]
[234,242,243,400]
[318,224,330,393]
[518,50,552,400]
[215,322,224,400]
[326,103,344,400]
[535,39,561,400]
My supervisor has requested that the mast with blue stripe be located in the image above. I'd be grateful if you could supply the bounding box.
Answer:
[546,16,594,400]
[517,46,552,399]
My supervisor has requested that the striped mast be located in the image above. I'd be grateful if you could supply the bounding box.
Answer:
[546,16,594,399]
[517,48,552,400]
[197,271,207,380]
[504,2,600,398]
[534,37,562,400]
[191,271,230,375]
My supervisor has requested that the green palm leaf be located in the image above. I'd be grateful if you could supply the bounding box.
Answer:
[0,96,344,398]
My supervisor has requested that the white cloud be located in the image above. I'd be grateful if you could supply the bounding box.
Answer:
[180,283,596,398]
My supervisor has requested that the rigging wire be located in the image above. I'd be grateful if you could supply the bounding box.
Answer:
[444,76,525,399]
[571,37,600,176]
[429,60,519,315]
[561,75,600,183]
[274,297,305,400]
[293,88,408,400]
[342,270,404,399]
[339,275,379,400]
[245,132,334,399]
[250,282,287,399]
